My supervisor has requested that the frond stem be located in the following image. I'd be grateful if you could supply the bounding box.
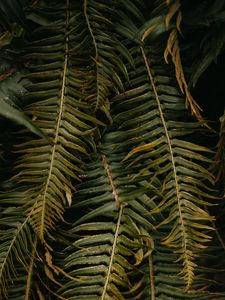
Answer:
[102,154,120,208]
[100,154,123,298]
[101,205,124,299]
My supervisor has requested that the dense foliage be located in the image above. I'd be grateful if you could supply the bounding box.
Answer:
[0,0,225,299]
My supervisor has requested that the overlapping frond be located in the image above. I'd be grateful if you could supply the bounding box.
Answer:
[109,40,215,288]
[83,0,133,115]
[0,206,33,298]
[0,0,224,299]
[133,222,224,300]
[57,144,157,299]
[10,1,102,241]
[162,0,204,122]
[5,237,38,300]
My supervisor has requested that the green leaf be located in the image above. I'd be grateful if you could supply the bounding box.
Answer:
[0,99,47,140]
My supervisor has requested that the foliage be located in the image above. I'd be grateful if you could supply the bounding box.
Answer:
[0,0,225,299]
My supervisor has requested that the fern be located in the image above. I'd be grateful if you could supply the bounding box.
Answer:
[132,218,224,299]
[57,148,156,299]
[109,37,215,288]
[9,1,102,241]
[0,206,33,298]
[0,0,225,299]
[83,0,132,116]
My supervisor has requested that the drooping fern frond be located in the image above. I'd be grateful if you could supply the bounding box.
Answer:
[109,36,215,288]
[4,237,38,300]
[162,0,204,123]
[0,1,224,299]
[0,206,34,298]
[56,138,157,299]
[8,1,103,241]
[83,0,133,116]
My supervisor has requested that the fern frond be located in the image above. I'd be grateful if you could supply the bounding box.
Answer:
[57,147,156,299]
[138,230,224,299]
[163,0,205,123]
[83,0,134,117]
[0,1,224,298]
[109,41,215,288]
[109,4,217,287]
[10,1,101,241]
[0,207,33,298]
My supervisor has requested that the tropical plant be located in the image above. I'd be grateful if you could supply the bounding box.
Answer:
[0,0,225,299]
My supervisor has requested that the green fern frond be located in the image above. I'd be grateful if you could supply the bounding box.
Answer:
[0,207,33,299]
[131,219,224,299]
[83,0,135,117]
[109,40,216,288]
[5,237,38,300]
[57,144,157,299]
[0,1,224,298]
[10,1,102,241]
